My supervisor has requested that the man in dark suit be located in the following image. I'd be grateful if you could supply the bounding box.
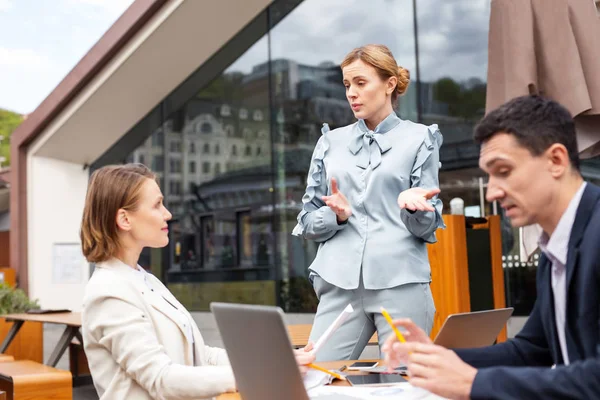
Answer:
[383,95,600,399]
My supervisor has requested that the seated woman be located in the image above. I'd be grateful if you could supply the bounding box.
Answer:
[81,163,314,400]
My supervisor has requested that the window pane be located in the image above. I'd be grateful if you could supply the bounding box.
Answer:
[161,28,273,311]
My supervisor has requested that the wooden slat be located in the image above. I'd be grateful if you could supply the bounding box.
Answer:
[0,320,43,363]
[0,360,72,400]
[427,215,471,339]
[488,215,508,343]
[287,324,377,348]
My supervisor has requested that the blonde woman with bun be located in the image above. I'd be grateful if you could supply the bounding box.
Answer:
[81,164,314,400]
[293,44,445,361]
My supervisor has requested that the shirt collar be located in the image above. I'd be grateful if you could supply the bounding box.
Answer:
[539,182,587,265]
[357,112,401,134]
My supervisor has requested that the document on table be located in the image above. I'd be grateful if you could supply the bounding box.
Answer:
[308,384,446,400]
[313,303,354,354]
[304,369,334,391]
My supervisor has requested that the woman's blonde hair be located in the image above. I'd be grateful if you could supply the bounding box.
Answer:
[341,44,410,105]
[80,163,156,263]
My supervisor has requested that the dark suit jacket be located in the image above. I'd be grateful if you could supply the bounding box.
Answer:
[455,183,600,399]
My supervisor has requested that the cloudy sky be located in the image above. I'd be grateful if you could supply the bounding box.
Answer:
[230,0,490,84]
[0,0,489,114]
[0,0,133,114]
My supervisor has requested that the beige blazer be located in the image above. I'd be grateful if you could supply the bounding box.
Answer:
[82,258,236,400]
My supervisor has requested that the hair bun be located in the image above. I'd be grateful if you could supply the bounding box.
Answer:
[396,66,410,96]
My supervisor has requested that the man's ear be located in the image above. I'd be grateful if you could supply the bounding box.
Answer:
[116,209,132,232]
[546,143,570,178]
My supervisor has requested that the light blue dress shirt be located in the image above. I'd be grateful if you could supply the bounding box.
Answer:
[292,112,445,290]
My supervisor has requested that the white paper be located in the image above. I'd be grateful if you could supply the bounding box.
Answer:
[304,369,334,391]
[52,243,86,284]
[308,384,445,400]
[313,303,354,354]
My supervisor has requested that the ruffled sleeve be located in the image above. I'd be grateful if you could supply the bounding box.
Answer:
[400,124,446,243]
[292,124,348,242]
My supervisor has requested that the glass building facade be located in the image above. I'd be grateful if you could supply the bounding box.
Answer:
[92,0,600,315]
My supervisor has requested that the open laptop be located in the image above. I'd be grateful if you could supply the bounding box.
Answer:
[211,302,361,400]
[432,307,513,348]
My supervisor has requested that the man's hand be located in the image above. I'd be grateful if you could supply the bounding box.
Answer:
[403,343,477,400]
[382,318,432,369]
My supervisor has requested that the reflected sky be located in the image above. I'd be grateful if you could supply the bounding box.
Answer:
[227,0,489,83]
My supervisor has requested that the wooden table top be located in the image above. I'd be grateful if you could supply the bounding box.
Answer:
[217,360,379,400]
[287,324,378,347]
[2,312,81,327]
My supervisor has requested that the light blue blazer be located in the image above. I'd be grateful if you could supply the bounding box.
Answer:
[292,112,445,290]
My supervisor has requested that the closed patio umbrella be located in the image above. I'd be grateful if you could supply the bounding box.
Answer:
[485,0,600,259]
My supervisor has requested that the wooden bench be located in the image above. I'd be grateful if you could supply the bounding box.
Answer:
[0,360,72,400]
[287,324,378,348]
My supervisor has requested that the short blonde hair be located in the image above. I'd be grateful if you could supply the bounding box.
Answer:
[341,44,410,105]
[80,163,156,263]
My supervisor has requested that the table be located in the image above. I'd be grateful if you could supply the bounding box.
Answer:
[217,360,379,400]
[287,325,378,348]
[0,312,81,368]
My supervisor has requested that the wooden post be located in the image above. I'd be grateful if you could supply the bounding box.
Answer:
[427,215,508,343]
[427,215,471,339]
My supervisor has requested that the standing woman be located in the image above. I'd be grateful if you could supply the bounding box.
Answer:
[293,44,444,361]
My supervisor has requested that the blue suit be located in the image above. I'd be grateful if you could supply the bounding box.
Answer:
[456,183,600,399]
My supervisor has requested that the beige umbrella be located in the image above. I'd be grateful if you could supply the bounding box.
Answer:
[485,0,600,259]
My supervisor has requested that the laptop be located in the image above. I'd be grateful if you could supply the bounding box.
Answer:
[211,302,361,400]
[432,307,514,348]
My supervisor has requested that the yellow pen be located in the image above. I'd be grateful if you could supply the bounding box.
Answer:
[381,307,406,343]
[307,363,346,380]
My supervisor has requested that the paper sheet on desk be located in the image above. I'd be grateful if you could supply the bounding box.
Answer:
[304,369,334,391]
[308,384,446,400]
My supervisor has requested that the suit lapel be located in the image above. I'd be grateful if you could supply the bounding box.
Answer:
[144,279,192,343]
[566,184,600,290]
[564,184,600,361]
[99,260,194,352]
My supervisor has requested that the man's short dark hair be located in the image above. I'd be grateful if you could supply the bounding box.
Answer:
[474,95,580,171]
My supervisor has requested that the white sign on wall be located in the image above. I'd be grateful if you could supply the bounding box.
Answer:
[52,243,85,284]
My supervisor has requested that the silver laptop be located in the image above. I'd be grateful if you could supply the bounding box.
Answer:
[433,307,514,348]
[211,302,361,400]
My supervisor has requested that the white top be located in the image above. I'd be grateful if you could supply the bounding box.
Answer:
[538,182,586,365]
